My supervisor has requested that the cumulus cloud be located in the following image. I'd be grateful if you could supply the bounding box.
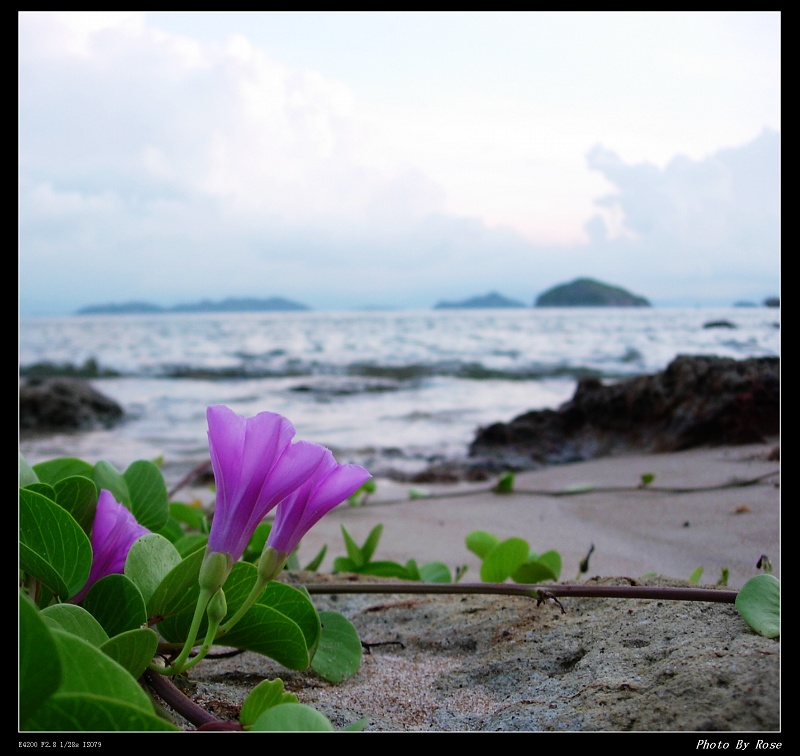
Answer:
[18,12,780,314]
[579,130,780,300]
[20,14,442,224]
[587,129,779,251]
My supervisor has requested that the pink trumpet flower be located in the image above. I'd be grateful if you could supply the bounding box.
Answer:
[266,448,371,559]
[205,405,330,566]
[71,489,150,603]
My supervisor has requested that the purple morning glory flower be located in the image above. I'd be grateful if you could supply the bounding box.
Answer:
[205,404,330,565]
[266,448,371,558]
[71,489,150,603]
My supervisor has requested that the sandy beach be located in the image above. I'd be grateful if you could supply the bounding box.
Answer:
[292,440,780,590]
[182,439,781,732]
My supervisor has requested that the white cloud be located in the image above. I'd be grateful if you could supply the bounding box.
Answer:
[587,129,780,257]
[18,12,780,315]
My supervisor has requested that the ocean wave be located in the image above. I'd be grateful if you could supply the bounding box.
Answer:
[20,356,646,385]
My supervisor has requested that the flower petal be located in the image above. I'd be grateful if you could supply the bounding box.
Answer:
[206,406,329,563]
[268,450,371,556]
[71,489,149,602]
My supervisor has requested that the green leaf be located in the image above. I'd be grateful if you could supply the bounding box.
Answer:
[125,533,182,606]
[240,679,299,727]
[32,457,94,486]
[310,611,362,682]
[640,472,655,486]
[53,475,99,534]
[158,560,258,642]
[341,525,365,566]
[217,604,311,669]
[19,542,68,603]
[81,574,147,637]
[147,546,205,621]
[168,501,208,531]
[352,560,414,579]
[100,628,159,679]
[494,471,515,493]
[419,561,453,583]
[19,453,39,486]
[480,537,530,583]
[23,694,179,732]
[348,479,376,506]
[48,628,152,706]
[735,574,780,638]
[19,487,92,600]
[155,516,186,544]
[512,558,559,583]
[343,717,370,731]
[243,521,272,562]
[360,524,384,563]
[173,532,209,558]
[124,459,170,531]
[251,703,335,731]
[332,556,360,573]
[21,613,175,730]
[689,566,704,583]
[91,459,170,531]
[539,550,562,578]
[158,564,321,656]
[303,544,328,572]
[92,460,130,505]
[22,481,56,499]
[19,592,62,728]
[465,530,501,560]
[404,559,422,581]
[259,582,321,656]
[41,603,109,646]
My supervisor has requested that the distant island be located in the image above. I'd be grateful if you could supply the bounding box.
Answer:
[76,296,311,315]
[535,278,651,308]
[433,291,526,309]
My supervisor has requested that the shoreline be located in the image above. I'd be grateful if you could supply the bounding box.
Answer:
[289,440,780,590]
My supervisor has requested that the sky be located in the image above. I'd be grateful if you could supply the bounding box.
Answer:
[18,11,781,316]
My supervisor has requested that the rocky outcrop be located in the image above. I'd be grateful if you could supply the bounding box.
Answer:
[467,355,779,473]
[703,320,736,329]
[535,278,650,307]
[19,378,124,433]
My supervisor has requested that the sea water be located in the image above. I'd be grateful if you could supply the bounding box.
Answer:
[19,307,780,485]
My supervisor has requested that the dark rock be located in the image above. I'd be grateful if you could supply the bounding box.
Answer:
[763,296,780,308]
[468,355,779,473]
[703,319,736,328]
[19,378,125,433]
[535,277,650,307]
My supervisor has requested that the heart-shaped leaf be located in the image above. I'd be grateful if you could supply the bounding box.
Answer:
[310,611,362,682]
[480,537,530,583]
[735,574,780,638]
[19,488,92,600]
